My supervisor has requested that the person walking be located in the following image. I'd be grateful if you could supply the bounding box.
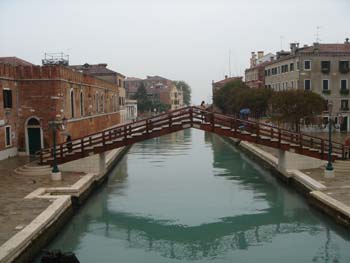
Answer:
[66,135,73,153]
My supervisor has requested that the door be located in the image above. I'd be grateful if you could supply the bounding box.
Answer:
[340,116,348,132]
[28,127,41,155]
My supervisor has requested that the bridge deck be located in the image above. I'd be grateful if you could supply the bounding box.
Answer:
[40,107,348,165]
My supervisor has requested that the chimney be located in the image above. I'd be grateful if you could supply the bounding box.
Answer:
[225,75,228,79]
[257,51,264,59]
[345,38,350,44]
[250,52,257,68]
[290,43,298,55]
[98,63,107,68]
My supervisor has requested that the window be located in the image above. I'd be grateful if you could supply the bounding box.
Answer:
[290,63,294,72]
[341,99,349,111]
[101,94,104,113]
[339,61,349,74]
[321,61,331,74]
[304,79,311,90]
[3,89,12,108]
[322,79,329,90]
[96,93,99,113]
[80,91,84,116]
[5,126,11,147]
[70,89,75,118]
[281,65,288,73]
[297,61,300,70]
[304,60,311,70]
[341,79,348,90]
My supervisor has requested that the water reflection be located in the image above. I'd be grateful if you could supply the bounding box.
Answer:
[39,129,350,263]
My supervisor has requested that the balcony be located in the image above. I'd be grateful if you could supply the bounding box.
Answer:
[321,68,330,74]
[340,107,349,112]
[322,89,331,95]
[340,89,349,95]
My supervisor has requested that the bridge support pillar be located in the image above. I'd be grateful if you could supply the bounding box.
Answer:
[99,152,106,175]
[277,150,325,175]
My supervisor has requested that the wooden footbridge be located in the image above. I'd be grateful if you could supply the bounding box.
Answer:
[40,107,348,165]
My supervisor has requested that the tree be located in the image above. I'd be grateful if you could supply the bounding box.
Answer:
[269,90,326,131]
[174,81,191,105]
[213,80,272,117]
[133,83,149,113]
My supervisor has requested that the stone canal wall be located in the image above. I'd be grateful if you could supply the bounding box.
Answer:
[225,138,350,228]
[0,146,130,263]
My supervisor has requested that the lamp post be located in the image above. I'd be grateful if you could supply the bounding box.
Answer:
[49,117,67,181]
[325,102,335,178]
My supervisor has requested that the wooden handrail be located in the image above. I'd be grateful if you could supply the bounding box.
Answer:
[40,106,348,164]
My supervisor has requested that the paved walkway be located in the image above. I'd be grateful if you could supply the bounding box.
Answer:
[0,156,84,246]
[255,142,350,212]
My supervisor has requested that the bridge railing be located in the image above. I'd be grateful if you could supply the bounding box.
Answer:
[40,107,194,164]
[193,107,346,159]
[40,106,347,164]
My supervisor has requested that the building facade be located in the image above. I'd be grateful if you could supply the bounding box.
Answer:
[0,61,122,160]
[125,75,183,111]
[264,40,350,131]
[245,52,275,89]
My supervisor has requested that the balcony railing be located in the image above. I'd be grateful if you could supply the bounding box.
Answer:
[322,89,331,95]
[340,89,349,95]
[340,107,349,112]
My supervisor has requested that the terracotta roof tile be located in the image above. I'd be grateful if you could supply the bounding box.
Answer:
[0,56,34,66]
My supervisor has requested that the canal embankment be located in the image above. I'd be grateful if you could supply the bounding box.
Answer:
[0,146,129,263]
[227,138,350,227]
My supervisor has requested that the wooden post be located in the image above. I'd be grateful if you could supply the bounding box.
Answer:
[81,138,84,157]
[278,129,281,147]
[256,123,259,143]
[102,131,106,147]
[169,113,172,128]
[40,150,43,165]
[211,112,214,131]
[189,107,193,126]
[321,139,325,159]
[60,145,63,159]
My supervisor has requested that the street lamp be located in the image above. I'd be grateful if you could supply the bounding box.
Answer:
[325,102,335,178]
[48,117,67,181]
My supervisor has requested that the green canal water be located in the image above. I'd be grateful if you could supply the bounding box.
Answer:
[37,129,350,262]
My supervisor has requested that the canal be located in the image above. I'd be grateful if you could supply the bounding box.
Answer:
[37,129,350,262]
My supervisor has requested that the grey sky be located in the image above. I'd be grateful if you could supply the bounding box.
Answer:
[1,0,349,104]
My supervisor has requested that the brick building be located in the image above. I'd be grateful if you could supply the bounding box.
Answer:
[69,63,127,122]
[0,60,121,160]
[125,75,183,110]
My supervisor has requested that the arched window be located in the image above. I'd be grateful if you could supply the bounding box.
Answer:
[70,89,75,118]
[101,94,105,113]
[96,93,99,113]
[80,91,84,117]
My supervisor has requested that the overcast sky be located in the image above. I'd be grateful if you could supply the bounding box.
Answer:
[1,0,349,104]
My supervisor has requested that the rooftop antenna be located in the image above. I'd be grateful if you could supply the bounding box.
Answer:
[228,49,232,78]
[315,26,322,43]
[280,36,285,50]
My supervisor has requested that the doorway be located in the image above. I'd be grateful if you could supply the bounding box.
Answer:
[340,116,348,132]
[26,117,42,155]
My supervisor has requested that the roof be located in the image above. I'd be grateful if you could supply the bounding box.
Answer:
[69,63,125,77]
[125,77,143,82]
[299,43,350,54]
[213,76,243,87]
[0,56,34,66]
